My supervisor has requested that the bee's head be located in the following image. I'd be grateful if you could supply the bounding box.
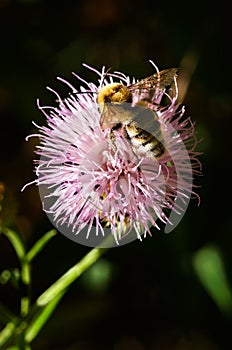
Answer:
[97,83,132,104]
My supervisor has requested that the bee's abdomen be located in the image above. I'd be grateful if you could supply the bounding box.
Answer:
[125,107,165,159]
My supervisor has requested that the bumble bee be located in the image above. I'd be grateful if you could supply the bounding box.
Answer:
[97,68,177,159]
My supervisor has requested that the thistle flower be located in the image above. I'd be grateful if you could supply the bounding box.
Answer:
[24,62,201,247]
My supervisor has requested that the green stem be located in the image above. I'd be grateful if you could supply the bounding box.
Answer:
[1,229,109,346]
[20,258,31,318]
[25,291,65,343]
[1,228,31,318]
[23,246,108,343]
[37,246,108,306]
[26,230,57,263]
[2,228,25,261]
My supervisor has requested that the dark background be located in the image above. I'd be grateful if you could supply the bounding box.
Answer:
[0,0,232,349]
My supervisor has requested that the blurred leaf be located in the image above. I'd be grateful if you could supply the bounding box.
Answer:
[0,270,11,285]
[5,346,31,350]
[0,183,18,229]
[81,259,114,293]
[0,323,16,348]
[193,245,232,315]
[0,269,20,288]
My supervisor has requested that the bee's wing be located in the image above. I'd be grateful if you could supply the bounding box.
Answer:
[127,68,177,106]
[100,103,133,130]
[127,68,178,92]
[100,104,115,130]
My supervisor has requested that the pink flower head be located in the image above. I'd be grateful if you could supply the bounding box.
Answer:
[24,62,201,247]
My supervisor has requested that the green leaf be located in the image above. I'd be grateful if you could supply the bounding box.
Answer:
[2,228,26,262]
[20,260,30,318]
[0,323,16,347]
[192,245,232,314]
[36,246,107,307]
[1,228,31,318]
[26,230,57,262]
[25,291,65,343]
[5,345,31,350]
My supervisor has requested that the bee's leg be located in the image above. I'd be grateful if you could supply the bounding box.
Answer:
[108,123,124,152]
[109,129,117,151]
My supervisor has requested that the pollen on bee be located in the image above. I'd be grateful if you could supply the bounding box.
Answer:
[97,83,132,104]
